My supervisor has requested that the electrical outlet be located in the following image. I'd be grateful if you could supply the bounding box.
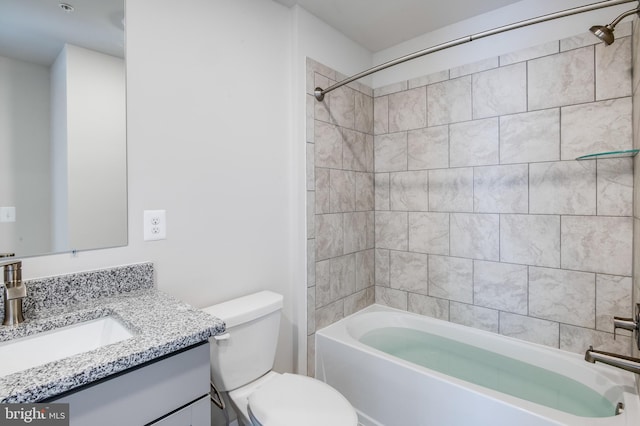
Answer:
[143,210,166,241]
[0,207,16,223]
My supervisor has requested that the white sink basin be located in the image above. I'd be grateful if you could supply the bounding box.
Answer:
[0,316,133,377]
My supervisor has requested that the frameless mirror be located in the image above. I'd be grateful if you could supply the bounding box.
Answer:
[0,0,127,258]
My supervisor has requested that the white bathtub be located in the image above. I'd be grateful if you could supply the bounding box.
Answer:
[315,304,640,426]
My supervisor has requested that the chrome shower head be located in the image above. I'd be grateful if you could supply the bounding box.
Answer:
[589,24,615,45]
[590,5,640,45]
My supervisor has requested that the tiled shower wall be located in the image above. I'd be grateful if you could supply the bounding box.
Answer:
[306,59,376,375]
[306,24,635,374]
[373,26,634,356]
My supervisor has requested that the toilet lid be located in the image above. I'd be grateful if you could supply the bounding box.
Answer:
[247,373,357,426]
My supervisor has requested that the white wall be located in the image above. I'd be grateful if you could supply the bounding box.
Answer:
[0,55,51,256]
[22,0,297,373]
[372,0,635,87]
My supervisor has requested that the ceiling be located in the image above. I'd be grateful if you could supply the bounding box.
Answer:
[0,0,124,66]
[275,0,524,51]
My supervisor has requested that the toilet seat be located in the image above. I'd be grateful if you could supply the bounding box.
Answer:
[246,373,358,426]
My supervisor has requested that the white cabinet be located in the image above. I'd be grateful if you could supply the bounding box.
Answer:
[52,343,211,426]
[150,396,210,426]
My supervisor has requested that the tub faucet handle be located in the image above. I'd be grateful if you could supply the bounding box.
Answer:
[612,304,640,349]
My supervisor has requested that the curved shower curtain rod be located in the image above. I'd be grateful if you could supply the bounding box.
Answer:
[314,0,639,101]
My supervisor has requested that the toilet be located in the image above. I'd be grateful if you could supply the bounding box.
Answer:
[202,291,358,426]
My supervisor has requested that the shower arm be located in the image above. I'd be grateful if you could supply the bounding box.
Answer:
[608,5,640,28]
[314,0,638,101]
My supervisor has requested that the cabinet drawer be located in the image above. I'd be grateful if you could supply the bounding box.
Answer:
[52,343,210,426]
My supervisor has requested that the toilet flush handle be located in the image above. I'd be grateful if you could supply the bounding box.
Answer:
[213,333,230,341]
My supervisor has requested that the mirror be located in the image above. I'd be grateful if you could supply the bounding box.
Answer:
[0,0,127,258]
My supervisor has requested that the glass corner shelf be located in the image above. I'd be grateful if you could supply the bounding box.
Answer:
[575,149,639,160]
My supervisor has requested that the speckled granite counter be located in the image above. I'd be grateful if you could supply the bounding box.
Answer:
[0,263,225,403]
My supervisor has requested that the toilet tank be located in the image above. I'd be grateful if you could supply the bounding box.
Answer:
[203,291,283,391]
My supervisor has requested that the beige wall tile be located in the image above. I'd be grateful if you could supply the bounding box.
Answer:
[473,164,528,214]
[408,212,449,255]
[428,168,473,212]
[450,302,499,333]
[474,260,528,314]
[428,255,473,303]
[390,171,429,211]
[307,287,316,334]
[450,213,499,261]
[450,118,499,167]
[499,41,558,66]
[597,158,633,216]
[344,287,375,316]
[330,169,355,213]
[561,97,632,160]
[472,63,527,118]
[500,215,560,267]
[561,216,632,276]
[427,76,472,125]
[596,36,632,100]
[499,109,560,164]
[375,249,390,287]
[529,266,596,328]
[315,213,343,260]
[374,173,390,210]
[388,87,427,132]
[408,70,449,89]
[355,91,374,133]
[355,249,375,291]
[355,172,374,211]
[375,211,408,250]
[529,161,596,215]
[307,192,315,239]
[375,286,408,310]
[343,130,373,172]
[374,81,407,97]
[329,84,355,129]
[344,211,374,254]
[596,274,633,333]
[315,168,330,214]
[373,96,388,135]
[408,293,449,320]
[408,126,449,170]
[307,239,315,286]
[560,324,630,356]
[528,46,594,110]
[450,57,498,78]
[315,299,344,330]
[315,120,342,168]
[500,312,560,348]
[374,132,407,172]
[390,251,429,294]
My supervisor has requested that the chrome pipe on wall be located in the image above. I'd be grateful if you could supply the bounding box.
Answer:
[314,0,639,101]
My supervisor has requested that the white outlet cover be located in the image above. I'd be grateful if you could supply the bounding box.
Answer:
[0,207,16,223]
[143,210,166,241]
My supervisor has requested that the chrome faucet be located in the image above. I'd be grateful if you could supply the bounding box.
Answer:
[585,346,640,374]
[584,304,640,374]
[1,260,26,325]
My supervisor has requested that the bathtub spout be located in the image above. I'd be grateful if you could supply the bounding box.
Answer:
[585,346,640,375]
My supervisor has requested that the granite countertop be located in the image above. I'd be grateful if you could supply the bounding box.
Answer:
[0,264,225,403]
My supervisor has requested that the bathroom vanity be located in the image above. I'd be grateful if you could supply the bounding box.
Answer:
[0,263,225,426]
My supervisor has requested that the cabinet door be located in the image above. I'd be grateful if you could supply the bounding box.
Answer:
[150,396,210,426]
[53,343,210,426]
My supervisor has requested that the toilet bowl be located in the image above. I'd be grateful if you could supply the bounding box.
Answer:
[203,291,357,426]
